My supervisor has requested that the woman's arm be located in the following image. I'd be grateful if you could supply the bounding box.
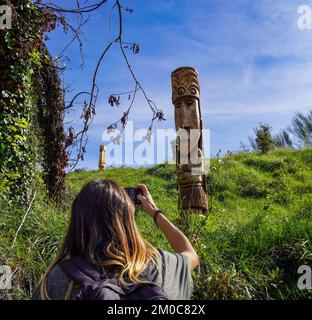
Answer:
[136,184,199,271]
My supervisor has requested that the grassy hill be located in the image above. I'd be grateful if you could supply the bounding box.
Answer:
[1,148,312,299]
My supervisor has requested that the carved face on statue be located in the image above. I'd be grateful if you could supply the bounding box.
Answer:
[174,96,201,171]
[174,96,200,131]
[172,67,202,151]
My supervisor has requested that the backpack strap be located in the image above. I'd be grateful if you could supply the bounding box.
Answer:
[59,256,134,299]
[59,256,104,286]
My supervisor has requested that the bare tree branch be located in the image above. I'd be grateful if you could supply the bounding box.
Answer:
[35,0,109,14]
[37,0,165,172]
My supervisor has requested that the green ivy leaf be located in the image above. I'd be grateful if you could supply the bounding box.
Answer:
[14,135,26,141]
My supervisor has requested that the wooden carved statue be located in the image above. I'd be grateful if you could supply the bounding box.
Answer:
[99,145,106,171]
[171,66,208,213]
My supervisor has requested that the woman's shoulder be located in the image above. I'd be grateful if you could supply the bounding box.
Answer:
[154,248,194,300]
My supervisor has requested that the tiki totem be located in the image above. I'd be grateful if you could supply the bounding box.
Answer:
[99,145,106,171]
[171,67,208,213]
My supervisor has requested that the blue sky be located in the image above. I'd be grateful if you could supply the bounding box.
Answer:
[45,0,312,169]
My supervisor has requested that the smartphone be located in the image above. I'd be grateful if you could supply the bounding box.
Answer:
[124,187,143,205]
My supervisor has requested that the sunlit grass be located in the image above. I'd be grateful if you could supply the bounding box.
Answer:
[1,148,312,299]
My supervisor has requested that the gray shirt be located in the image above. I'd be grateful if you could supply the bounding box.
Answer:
[32,248,193,300]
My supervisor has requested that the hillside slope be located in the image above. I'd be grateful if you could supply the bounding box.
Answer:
[1,148,312,299]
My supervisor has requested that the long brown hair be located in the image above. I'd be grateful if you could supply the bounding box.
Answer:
[40,179,159,299]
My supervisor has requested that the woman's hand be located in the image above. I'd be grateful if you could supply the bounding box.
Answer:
[136,184,159,216]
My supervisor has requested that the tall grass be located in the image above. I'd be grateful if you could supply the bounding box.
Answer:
[1,148,311,299]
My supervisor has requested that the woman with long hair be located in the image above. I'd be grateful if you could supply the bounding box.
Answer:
[33,179,199,300]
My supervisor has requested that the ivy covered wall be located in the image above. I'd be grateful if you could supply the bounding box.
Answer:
[0,0,67,206]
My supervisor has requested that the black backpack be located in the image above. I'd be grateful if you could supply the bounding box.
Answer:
[59,256,168,300]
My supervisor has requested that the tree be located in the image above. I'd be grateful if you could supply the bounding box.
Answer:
[273,129,293,149]
[249,123,274,153]
[288,111,312,147]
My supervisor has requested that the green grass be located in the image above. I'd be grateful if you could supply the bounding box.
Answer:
[1,148,312,299]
